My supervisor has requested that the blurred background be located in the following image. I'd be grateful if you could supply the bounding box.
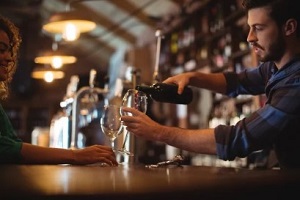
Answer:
[1,0,185,103]
[1,0,269,167]
[0,0,186,138]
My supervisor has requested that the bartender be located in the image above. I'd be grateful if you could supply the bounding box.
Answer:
[121,0,300,169]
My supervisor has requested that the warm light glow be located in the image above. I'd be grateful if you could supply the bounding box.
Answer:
[51,56,63,69]
[44,71,54,82]
[62,23,80,41]
[43,20,96,34]
[42,11,97,41]
[35,55,77,68]
[31,70,65,82]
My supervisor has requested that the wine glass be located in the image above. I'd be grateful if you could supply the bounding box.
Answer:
[100,105,123,151]
[118,89,148,156]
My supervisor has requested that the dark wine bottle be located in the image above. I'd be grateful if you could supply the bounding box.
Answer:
[136,83,193,104]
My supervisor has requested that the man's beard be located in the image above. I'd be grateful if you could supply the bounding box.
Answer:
[259,34,285,63]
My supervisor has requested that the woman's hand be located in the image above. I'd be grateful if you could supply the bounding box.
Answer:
[21,143,118,166]
[72,145,118,166]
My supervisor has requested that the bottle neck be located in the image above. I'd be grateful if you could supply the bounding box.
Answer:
[136,83,193,104]
[135,85,154,93]
[152,83,176,92]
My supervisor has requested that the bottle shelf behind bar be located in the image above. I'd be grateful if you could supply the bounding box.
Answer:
[154,0,267,168]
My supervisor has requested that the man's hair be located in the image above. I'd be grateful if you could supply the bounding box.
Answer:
[242,0,300,37]
[0,15,21,99]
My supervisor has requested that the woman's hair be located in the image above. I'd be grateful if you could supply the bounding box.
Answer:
[0,15,22,99]
[242,0,300,37]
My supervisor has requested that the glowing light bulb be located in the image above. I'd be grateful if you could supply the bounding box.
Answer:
[44,71,54,83]
[51,56,63,69]
[62,23,80,41]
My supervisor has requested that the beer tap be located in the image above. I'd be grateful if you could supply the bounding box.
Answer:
[70,69,108,149]
[153,29,164,83]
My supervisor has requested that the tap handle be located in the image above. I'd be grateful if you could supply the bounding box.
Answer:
[89,69,97,88]
[67,75,79,96]
[153,29,164,84]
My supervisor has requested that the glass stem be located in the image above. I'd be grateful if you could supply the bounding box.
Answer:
[121,131,129,150]
[111,139,115,150]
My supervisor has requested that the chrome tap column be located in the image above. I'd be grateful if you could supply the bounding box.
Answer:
[70,69,108,149]
[49,75,79,149]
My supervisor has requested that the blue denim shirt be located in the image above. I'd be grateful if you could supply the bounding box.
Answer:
[215,57,300,169]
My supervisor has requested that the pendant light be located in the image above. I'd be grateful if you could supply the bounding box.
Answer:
[31,67,65,83]
[34,42,77,69]
[33,42,70,82]
[42,10,96,41]
[34,51,77,69]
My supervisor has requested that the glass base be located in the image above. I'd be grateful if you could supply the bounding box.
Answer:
[118,148,134,156]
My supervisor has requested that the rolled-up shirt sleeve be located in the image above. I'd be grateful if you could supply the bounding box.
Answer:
[223,67,267,97]
[215,104,296,161]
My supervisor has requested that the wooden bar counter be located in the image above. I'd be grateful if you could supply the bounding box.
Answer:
[1,164,300,200]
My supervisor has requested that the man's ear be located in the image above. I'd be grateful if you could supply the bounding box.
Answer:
[284,18,297,36]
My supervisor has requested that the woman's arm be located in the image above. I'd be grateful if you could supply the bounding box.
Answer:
[20,143,118,165]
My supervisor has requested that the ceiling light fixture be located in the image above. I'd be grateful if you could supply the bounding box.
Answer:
[34,42,77,69]
[34,51,77,69]
[31,68,65,83]
[42,5,97,41]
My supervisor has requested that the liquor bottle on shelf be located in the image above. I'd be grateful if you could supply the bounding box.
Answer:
[136,83,193,105]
